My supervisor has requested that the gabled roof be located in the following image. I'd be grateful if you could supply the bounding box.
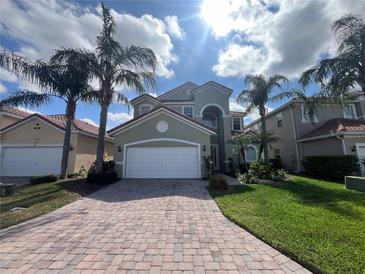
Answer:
[1,113,113,140]
[298,118,365,141]
[1,106,31,118]
[108,105,216,136]
[192,81,233,96]
[157,82,198,100]
[130,93,160,104]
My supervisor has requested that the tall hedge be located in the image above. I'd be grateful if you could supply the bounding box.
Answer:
[303,155,358,181]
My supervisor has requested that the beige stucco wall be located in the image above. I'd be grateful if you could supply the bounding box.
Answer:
[112,112,211,178]
[0,114,21,129]
[0,116,114,175]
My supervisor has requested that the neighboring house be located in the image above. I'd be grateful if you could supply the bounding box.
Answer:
[243,93,365,175]
[0,106,30,129]
[0,108,113,176]
[108,81,246,179]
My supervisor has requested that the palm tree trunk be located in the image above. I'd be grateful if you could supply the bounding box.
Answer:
[96,103,109,173]
[60,102,76,179]
[259,105,269,163]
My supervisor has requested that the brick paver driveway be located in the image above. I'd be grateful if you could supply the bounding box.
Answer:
[0,180,310,273]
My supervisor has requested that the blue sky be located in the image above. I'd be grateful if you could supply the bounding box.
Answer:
[1,0,365,128]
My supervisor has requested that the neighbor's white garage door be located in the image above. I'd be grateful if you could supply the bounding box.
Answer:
[1,146,62,176]
[125,146,199,178]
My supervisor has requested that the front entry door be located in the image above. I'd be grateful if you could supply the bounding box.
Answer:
[210,144,220,171]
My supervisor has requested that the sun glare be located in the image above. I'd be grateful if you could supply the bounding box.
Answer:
[199,0,233,36]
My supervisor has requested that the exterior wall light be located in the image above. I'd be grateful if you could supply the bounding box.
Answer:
[203,145,206,152]
[118,146,122,152]
[352,146,357,152]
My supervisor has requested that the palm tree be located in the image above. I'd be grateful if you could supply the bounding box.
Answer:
[55,3,157,172]
[249,131,280,161]
[237,74,299,162]
[232,133,253,168]
[0,50,95,179]
[300,15,365,96]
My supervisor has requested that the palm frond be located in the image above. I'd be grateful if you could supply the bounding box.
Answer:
[0,90,53,108]
[267,74,288,90]
[268,89,303,104]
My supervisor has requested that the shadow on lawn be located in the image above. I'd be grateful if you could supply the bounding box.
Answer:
[269,178,365,219]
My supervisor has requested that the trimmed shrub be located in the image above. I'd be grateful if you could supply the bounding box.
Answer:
[30,175,58,184]
[303,155,358,181]
[87,172,119,185]
[209,175,228,191]
[237,161,288,184]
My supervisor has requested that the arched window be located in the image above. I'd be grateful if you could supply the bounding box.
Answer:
[245,145,258,162]
[202,113,217,128]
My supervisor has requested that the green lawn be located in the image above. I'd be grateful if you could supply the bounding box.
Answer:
[211,175,365,274]
[0,179,105,229]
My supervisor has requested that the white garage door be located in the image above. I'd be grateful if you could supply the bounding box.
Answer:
[1,146,62,176]
[125,146,199,178]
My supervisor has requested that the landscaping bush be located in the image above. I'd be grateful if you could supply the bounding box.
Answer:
[303,155,358,181]
[30,175,58,184]
[237,161,288,184]
[87,172,119,185]
[209,175,228,191]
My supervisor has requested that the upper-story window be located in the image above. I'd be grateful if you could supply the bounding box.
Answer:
[232,117,241,131]
[301,104,318,123]
[203,113,217,128]
[276,112,283,127]
[140,104,152,115]
[343,104,357,119]
[183,106,194,118]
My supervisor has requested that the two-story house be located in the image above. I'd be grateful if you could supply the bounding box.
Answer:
[108,81,246,179]
[243,93,365,175]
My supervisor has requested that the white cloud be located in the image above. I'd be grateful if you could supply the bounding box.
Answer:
[207,0,365,78]
[214,44,267,77]
[244,107,273,124]
[164,16,185,39]
[1,0,182,79]
[0,82,8,93]
[0,68,18,83]
[80,118,98,127]
[107,111,133,129]
[229,98,246,112]
[147,92,158,97]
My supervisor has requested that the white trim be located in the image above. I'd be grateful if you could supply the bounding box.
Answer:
[183,105,194,119]
[109,108,215,136]
[200,103,227,116]
[123,138,201,178]
[193,81,232,96]
[139,104,153,115]
[290,107,301,172]
[1,115,65,134]
[244,144,258,162]
[297,131,365,142]
[343,104,357,119]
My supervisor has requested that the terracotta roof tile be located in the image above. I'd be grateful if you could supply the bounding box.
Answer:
[1,111,112,140]
[299,118,365,140]
[1,106,32,118]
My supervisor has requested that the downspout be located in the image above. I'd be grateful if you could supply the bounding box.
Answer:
[336,135,347,155]
[290,105,301,172]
